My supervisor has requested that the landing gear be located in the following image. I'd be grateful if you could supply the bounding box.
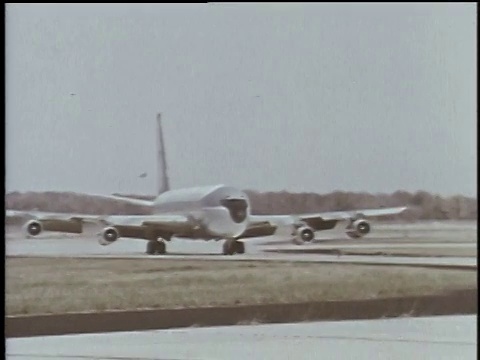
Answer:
[346,232,362,239]
[146,239,166,255]
[222,239,245,255]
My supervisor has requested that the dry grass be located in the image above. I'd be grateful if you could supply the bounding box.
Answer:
[6,257,477,316]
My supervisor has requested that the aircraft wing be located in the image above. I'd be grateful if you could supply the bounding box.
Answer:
[5,209,192,237]
[297,206,408,222]
[101,214,192,233]
[236,220,278,239]
[94,194,154,207]
[5,209,103,223]
[241,206,407,238]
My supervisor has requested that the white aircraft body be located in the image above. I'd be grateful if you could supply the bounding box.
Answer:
[6,184,406,255]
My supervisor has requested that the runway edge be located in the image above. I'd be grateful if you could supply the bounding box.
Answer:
[6,289,477,338]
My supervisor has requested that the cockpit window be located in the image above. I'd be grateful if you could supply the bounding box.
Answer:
[221,198,248,223]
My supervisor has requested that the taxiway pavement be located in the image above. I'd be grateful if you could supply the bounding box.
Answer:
[6,238,477,269]
[5,221,477,268]
[6,315,476,360]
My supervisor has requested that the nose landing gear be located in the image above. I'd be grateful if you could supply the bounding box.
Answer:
[222,239,245,255]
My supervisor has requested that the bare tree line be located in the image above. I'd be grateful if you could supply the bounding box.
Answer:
[5,189,477,221]
[244,190,477,220]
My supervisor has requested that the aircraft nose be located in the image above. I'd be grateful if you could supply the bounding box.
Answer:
[220,197,248,224]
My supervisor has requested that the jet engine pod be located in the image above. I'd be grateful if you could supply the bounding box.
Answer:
[24,220,43,237]
[345,219,371,239]
[292,225,314,245]
[99,226,120,246]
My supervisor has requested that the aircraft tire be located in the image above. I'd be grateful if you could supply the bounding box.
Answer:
[146,241,155,255]
[346,232,362,239]
[223,239,244,255]
[222,239,236,255]
[146,240,166,255]
[155,240,166,255]
[235,241,245,254]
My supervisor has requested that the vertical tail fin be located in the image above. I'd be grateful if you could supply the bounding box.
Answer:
[157,113,170,195]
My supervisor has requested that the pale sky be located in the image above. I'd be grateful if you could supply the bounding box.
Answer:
[5,3,477,197]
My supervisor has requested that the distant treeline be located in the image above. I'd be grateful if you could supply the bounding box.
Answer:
[5,190,477,221]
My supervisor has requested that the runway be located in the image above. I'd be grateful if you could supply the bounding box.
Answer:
[6,221,477,268]
[6,240,477,267]
[6,315,477,360]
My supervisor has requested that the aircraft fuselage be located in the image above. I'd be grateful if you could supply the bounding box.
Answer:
[152,184,250,239]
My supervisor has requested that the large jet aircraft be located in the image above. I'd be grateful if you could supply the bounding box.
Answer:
[6,185,406,255]
[6,115,407,256]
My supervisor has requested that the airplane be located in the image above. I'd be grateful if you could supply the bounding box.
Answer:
[5,115,407,256]
[5,184,407,255]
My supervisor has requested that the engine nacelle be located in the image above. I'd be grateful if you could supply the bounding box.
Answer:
[292,225,315,245]
[24,220,43,237]
[345,219,371,239]
[99,226,120,246]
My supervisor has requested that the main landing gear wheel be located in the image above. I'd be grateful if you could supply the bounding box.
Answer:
[222,239,245,255]
[346,233,361,239]
[146,240,166,255]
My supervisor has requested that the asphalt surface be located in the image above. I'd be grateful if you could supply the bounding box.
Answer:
[6,315,476,360]
[6,221,477,268]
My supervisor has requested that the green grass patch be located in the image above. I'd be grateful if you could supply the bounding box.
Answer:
[6,257,477,316]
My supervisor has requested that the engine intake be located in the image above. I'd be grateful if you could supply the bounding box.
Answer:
[99,226,120,246]
[292,225,314,245]
[24,220,43,237]
[346,219,371,239]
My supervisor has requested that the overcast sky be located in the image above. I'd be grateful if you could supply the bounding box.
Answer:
[6,3,477,197]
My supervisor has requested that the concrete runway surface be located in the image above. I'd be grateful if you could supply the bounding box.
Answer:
[6,315,476,360]
[7,240,476,267]
[6,221,477,268]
